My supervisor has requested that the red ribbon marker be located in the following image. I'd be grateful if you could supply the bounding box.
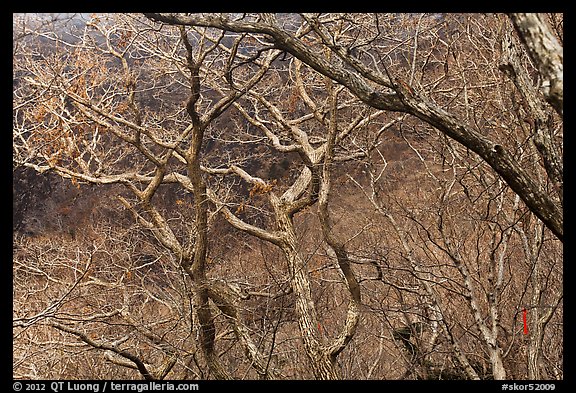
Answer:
[522,308,528,335]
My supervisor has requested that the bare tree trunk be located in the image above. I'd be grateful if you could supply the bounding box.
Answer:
[180,26,230,379]
[518,222,563,380]
[527,307,544,380]
[273,197,342,380]
[499,30,563,208]
[447,249,507,380]
[509,13,563,117]
[318,77,361,360]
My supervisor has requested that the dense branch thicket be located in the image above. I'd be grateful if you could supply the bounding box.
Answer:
[13,13,562,380]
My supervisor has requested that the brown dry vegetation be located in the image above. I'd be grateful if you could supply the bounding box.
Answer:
[13,13,562,381]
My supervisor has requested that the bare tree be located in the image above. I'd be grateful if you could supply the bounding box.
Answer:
[144,13,562,242]
[14,13,562,380]
[14,13,282,379]
[205,54,393,378]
